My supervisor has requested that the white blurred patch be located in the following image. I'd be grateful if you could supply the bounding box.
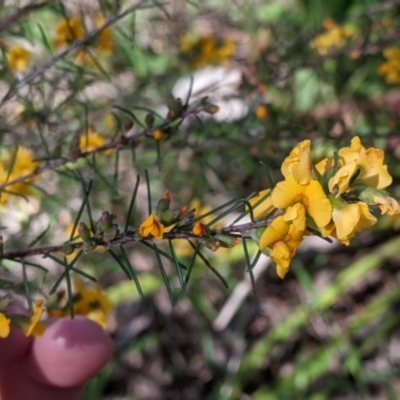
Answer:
[173,66,248,122]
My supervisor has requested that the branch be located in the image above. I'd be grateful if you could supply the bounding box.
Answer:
[0,1,49,32]
[0,101,205,192]
[0,218,274,261]
[0,0,149,106]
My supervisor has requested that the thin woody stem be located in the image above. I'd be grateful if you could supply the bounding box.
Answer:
[0,101,205,192]
[0,1,49,32]
[0,0,149,105]
[0,218,273,261]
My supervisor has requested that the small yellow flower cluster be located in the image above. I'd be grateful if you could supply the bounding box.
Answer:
[378,47,400,84]
[0,146,40,206]
[180,34,236,69]
[250,137,399,279]
[0,280,113,339]
[311,18,355,56]
[53,15,113,65]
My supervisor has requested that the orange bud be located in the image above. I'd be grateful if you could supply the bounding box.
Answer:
[255,105,269,120]
[193,222,206,236]
[203,104,220,114]
[154,129,164,140]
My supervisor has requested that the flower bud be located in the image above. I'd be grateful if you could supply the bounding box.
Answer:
[156,191,171,216]
[145,113,155,128]
[78,221,92,242]
[192,222,208,236]
[204,238,221,252]
[154,129,164,140]
[160,206,188,226]
[103,225,119,241]
[167,95,184,119]
[214,234,240,248]
[203,103,220,114]
[96,211,113,234]
[62,244,75,255]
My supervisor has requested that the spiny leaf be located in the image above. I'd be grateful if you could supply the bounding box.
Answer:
[120,246,144,299]
[125,174,140,232]
[169,240,184,287]
[28,224,51,248]
[153,245,175,305]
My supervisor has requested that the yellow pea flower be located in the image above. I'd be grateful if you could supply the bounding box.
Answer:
[322,198,377,244]
[53,17,85,48]
[180,34,236,69]
[79,127,112,154]
[0,313,11,339]
[281,139,313,185]
[271,174,332,229]
[373,195,400,216]
[328,160,358,196]
[378,47,400,84]
[7,45,31,72]
[95,15,113,55]
[259,216,304,278]
[21,300,46,337]
[73,279,113,328]
[0,146,39,206]
[283,202,307,231]
[139,213,165,240]
[338,136,392,189]
[311,19,355,56]
[247,189,274,220]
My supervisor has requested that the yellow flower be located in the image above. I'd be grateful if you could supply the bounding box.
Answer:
[7,45,31,72]
[247,189,274,219]
[322,200,377,244]
[95,15,113,55]
[271,174,332,229]
[311,19,355,56]
[328,160,358,196]
[259,216,304,278]
[373,195,400,216]
[21,300,46,337]
[53,17,85,48]
[378,47,400,84]
[0,312,11,339]
[0,146,39,206]
[139,213,165,240]
[72,280,113,328]
[281,139,313,185]
[283,202,307,231]
[338,136,392,189]
[79,127,111,154]
[180,34,236,69]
